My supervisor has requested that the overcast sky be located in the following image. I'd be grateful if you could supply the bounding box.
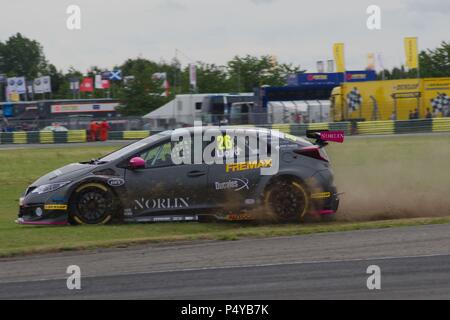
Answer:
[1,0,449,73]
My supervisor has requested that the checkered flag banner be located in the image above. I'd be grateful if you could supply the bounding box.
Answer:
[431,93,450,113]
[346,87,362,112]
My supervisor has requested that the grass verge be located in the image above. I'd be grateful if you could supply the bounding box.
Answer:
[1,135,449,258]
[2,216,450,258]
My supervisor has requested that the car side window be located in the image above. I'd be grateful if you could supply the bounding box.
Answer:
[136,138,195,168]
[138,141,175,168]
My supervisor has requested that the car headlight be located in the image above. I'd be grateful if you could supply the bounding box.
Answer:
[31,181,71,195]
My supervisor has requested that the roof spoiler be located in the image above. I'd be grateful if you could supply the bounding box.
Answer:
[306,130,345,147]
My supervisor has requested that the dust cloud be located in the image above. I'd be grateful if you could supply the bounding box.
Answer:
[329,135,450,222]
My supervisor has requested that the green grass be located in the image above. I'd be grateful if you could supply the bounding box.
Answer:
[0,135,449,257]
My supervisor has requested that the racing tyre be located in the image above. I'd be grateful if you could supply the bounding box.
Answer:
[264,179,309,222]
[69,183,117,225]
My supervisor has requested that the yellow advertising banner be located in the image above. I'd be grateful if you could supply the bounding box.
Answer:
[404,37,419,69]
[342,79,421,120]
[333,43,345,73]
[422,78,450,117]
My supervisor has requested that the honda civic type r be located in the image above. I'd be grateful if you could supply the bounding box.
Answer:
[17,127,342,225]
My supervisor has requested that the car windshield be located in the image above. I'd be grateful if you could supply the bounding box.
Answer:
[99,131,171,162]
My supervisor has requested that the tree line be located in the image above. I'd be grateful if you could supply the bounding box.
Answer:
[376,41,450,80]
[1,33,449,115]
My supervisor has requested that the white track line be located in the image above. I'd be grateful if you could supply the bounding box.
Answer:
[1,252,449,285]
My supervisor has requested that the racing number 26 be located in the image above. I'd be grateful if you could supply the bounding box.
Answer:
[217,135,233,151]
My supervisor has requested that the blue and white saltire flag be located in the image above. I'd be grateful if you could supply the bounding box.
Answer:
[110,69,122,81]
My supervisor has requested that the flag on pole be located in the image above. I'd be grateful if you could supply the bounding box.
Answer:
[377,53,384,70]
[6,78,21,102]
[162,79,170,97]
[95,75,103,89]
[109,69,122,81]
[367,53,376,70]
[15,77,27,94]
[189,64,197,89]
[70,78,80,92]
[80,77,94,92]
[7,78,17,94]
[333,43,346,73]
[101,71,112,80]
[102,79,110,89]
[316,61,324,73]
[42,76,51,93]
[6,77,26,94]
[326,60,334,73]
[33,77,45,94]
[33,76,51,94]
[404,37,419,69]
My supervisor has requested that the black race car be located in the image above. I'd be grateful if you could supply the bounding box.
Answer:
[17,127,342,225]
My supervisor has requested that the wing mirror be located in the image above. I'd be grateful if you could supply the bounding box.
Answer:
[129,157,146,170]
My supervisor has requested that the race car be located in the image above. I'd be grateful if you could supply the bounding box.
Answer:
[16,127,342,225]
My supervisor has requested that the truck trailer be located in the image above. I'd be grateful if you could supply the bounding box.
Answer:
[331,78,450,121]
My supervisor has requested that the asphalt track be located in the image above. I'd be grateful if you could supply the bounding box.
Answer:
[1,223,450,299]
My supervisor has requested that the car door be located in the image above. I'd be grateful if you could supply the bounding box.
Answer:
[123,138,208,219]
[205,131,263,212]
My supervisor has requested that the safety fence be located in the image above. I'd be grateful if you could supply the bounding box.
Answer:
[0,118,449,144]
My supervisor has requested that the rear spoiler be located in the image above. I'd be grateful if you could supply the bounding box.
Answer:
[306,130,345,147]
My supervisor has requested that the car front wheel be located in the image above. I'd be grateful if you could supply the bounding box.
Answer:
[69,183,117,225]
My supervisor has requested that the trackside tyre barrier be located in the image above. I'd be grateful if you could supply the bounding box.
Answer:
[357,121,395,135]
[0,130,159,144]
[432,118,450,132]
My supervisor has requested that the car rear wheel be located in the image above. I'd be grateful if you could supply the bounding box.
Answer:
[69,183,117,225]
[264,179,309,222]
